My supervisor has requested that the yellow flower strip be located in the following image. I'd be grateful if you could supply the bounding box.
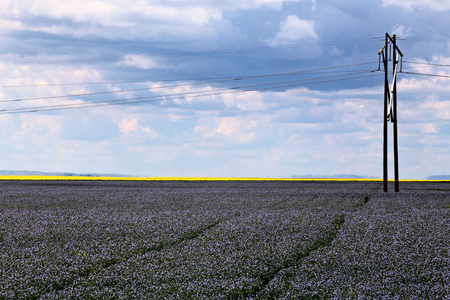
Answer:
[0,175,447,182]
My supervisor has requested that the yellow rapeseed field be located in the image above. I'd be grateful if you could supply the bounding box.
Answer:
[0,175,446,182]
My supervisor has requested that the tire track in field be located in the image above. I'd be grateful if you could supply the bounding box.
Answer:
[269,195,317,210]
[247,215,346,299]
[37,218,226,298]
[138,219,223,254]
[250,194,372,299]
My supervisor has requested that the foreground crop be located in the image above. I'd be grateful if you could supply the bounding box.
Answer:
[0,180,448,299]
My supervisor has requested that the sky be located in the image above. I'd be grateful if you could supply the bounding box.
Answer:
[0,0,449,179]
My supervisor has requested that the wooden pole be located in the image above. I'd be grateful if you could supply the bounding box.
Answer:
[383,33,389,192]
[379,33,403,192]
[393,35,400,192]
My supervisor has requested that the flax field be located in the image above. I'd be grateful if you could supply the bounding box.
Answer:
[0,180,449,299]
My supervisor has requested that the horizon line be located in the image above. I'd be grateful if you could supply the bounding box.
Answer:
[0,175,448,182]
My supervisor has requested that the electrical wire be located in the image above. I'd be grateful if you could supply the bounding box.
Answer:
[0,78,243,103]
[403,61,450,68]
[0,77,235,88]
[401,61,450,78]
[0,72,382,115]
[402,37,449,43]
[402,71,450,79]
[1,71,378,111]
[0,62,378,103]
[0,69,374,88]
[1,38,381,66]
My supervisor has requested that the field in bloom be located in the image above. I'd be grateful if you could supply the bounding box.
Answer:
[0,180,448,299]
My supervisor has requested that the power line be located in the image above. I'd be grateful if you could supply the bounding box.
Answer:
[0,73,382,115]
[1,73,381,114]
[0,71,378,112]
[0,69,374,88]
[394,60,450,78]
[1,37,445,68]
[1,38,381,66]
[402,71,450,79]
[0,77,243,103]
[0,62,378,103]
[403,61,450,68]
[0,77,235,88]
[402,37,450,43]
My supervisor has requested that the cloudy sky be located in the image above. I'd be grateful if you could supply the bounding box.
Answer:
[0,0,449,179]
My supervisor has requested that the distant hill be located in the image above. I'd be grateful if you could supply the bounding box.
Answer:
[0,170,131,177]
[427,175,450,180]
[291,174,376,179]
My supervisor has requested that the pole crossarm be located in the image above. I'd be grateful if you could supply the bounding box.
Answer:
[378,33,404,57]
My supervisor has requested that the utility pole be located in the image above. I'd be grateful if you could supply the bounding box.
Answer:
[378,33,403,192]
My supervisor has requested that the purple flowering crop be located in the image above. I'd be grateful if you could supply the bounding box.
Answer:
[0,180,448,299]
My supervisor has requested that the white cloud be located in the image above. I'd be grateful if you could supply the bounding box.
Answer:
[420,99,450,121]
[118,116,159,140]
[391,24,412,38]
[2,0,222,26]
[382,0,450,11]
[119,55,159,70]
[18,114,61,142]
[405,147,450,179]
[268,15,319,46]
[216,117,255,142]
[119,117,140,134]
[222,91,267,111]
[181,0,300,10]
[195,116,258,144]
[422,123,438,134]
[398,57,450,95]
[0,18,23,33]
[2,0,114,24]
[0,60,103,110]
[0,0,224,40]
[240,0,299,10]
